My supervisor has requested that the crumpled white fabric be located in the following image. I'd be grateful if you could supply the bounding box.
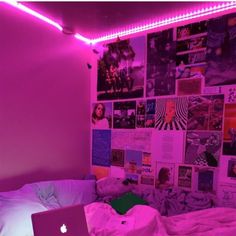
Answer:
[85,202,168,236]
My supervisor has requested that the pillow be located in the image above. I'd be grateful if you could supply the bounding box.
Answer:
[96,177,133,198]
[54,179,97,207]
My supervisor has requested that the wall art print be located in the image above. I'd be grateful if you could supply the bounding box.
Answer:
[97,36,145,100]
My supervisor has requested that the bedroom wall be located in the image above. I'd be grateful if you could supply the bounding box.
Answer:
[90,8,236,208]
[0,3,91,191]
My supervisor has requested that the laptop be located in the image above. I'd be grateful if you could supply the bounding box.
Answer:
[31,204,90,236]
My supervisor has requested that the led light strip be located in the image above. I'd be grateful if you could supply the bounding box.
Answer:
[3,0,236,45]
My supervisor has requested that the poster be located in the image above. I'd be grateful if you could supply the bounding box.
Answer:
[176,77,202,96]
[187,95,224,131]
[192,166,217,193]
[147,28,176,96]
[141,152,155,186]
[111,149,125,167]
[145,99,156,128]
[92,130,111,167]
[185,131,222,167]
[152,130,185,163]
[221,85,236,103]
[219,156,236,183]
[91,165,110,180]
[155,97,188,130]
[217,183,236,208]
[177,165,193,190]
[223,103,236,155]
[112,130,152,152]
[91,102,112,129]
[155,162,175,189]
[124,149,142,174]
[205,13,236,86]
[113,101,136,129]
[136,100,146,128]
[97,36,145,100]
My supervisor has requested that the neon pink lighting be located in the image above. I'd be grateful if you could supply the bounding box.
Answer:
[3,1,236,45]
[4,0,63,32]
[90,1,236,44]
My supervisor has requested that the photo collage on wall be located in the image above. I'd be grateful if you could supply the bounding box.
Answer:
[176,20,208,96]
[91,12,236,203]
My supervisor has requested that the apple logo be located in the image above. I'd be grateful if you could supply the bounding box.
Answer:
[60,224,67,234]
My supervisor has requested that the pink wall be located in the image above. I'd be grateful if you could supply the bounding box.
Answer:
[0,4,91,191]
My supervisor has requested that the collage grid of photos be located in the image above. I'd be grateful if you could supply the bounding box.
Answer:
[91,12,236,207]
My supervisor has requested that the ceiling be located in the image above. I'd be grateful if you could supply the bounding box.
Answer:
[21,1,217,39]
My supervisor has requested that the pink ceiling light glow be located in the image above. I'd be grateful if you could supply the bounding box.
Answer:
[3,0,236,45]
[90,1,236,44]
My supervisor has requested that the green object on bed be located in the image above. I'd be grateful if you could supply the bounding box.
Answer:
[110,192,148,215]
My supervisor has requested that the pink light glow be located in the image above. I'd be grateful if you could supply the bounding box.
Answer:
[3,1,236,45]
[3,0,63,32]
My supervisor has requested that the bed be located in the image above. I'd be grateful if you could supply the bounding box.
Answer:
[0,178,236,236]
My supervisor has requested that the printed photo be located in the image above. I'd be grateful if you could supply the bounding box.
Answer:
[155,97,188,130]
[97,36,145,100]
[145,99,156,128]
[187,95,224,131]
[185,131,222,167]
[223,104,236,155]
[111,149,125,167]
[147,28,176,96]
[176,77,202,96]
[136,100,146,128]
[91,102,112,129]
[177,165,193,190]
[197,168,214,192]
[228,159,236,178]
[124,149,142,174]
[177,20,207,40]
[113,101,136,129]
[155,162,175,189]
[205,13,236,86]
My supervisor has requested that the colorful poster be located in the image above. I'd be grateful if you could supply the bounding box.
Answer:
[136,100,146,128]
[111,149,125,167]
[91,165,110,180]
[145,99,156,128]
[185,131,222,167]
[156,162,175,189]
[92,130,111,167]
[187,95,224,131]
[141,152,155,186]
[113,101,136,129]
[176,77,202,96]
[97,36,145,100]
[177,165,193,190]
[223,104,236,155]
[192,166,217,193]
[124,149,142,174]
[91,102,112,129]
[155,97,188,130]
[147,28,176,96]
[205,13,236,86]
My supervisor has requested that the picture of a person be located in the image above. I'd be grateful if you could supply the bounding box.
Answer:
[92,103,109,129]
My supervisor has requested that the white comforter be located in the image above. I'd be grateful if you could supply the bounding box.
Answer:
[0,188,236,236]
[85,203,236,236]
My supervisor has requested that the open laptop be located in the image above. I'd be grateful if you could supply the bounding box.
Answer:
[31,204,89,236]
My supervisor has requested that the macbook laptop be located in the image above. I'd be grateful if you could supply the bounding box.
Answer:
[31,204,89,236]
